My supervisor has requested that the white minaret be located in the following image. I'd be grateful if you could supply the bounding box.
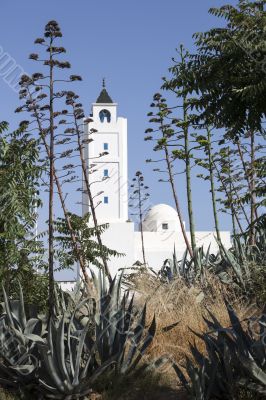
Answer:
[83,81,128,223]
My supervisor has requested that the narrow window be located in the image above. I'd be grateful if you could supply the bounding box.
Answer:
[104,196,109,204]
[162,223,168,230]
[103,143,109,150]
[104,169,108,177]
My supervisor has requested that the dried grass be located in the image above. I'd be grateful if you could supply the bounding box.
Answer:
[129,272,250,368]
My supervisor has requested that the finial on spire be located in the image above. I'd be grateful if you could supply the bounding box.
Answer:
[96,79,113,103]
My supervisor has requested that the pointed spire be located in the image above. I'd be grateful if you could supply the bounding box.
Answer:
[96,79,113,103]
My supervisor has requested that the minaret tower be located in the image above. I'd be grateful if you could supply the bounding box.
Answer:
[83,81,128,223]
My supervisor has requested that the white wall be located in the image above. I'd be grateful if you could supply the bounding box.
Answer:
[83,102,128,222]
[133,230,231,272]
[58,281,76,292]
[89,221,135,277]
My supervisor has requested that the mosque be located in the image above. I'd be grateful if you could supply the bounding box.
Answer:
[81,84,231,276]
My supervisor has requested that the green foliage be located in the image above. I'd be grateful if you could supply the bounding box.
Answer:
[0,268,49,313]
[0,123,41,232]
[54,212,121,271]
[156,3,265,247]
[187,1,266,137]
[173,301,266,399]
[248,264,266,306]
[0,121,44,293]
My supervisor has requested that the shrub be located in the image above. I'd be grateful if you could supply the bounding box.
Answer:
[173,302,266,399]
[0,272,160,399]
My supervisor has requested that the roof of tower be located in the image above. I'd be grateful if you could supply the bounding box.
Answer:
[96,79,113,103]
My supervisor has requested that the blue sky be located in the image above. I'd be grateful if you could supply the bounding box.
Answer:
[0,0,238,278]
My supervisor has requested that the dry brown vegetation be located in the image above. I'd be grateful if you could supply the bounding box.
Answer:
[124,271,254,390]
[90,270,258,400]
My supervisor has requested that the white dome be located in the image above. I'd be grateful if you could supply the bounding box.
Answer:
[143,204,183,232]
[144,204,178,222]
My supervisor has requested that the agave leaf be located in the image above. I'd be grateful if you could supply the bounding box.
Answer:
[60,289,67,312]
[53,285,61,316]
[161,320,179,333]
[115,294,135,368]
[180,249,188,276]
[219,243,245,288]
[18,283,26,330]
[79,341,98,381]
[23,333,45,344]
[173,246,179,276]
[55,315,71,383]
[38,378,60,395]
[238,379,266,395]
[205,360,219,400]
[225,300,251,350]
[115,272,124,306]
[80,325,115,380]
[205,243,211,266]
[238,353,266,385]
[259,304,266,341]
[129,315,156,372]
[67,297,91,377]
[88,357,116,385]
[38,344,69,393]
[10,326,26,346]
[90,269,101,325]
[148,354,170,371]
[186,357,204,400]
[24,318,42,336]
[72,321,90,386]
[48,320,72,390]
[190,342,206,366]
[2,286,15,329]
[9,364,36,374]
[205,308,228,331]
[0,377,18,387]
[172,363,190,390]
[121,303,147,372]
[108,308,123,358]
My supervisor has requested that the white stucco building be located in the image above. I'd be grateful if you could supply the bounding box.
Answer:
[82,84,231,276]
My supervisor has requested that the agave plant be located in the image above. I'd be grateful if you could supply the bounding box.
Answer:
[0,284,46,388]
[159,245,212,285]
[160,240,259,293]
[91,270,159,375]
[209,222,266,292]
[0,280,108,399]
[0,271,163,399]
[240,216,266,265]
[173,302,266,399]
[30,270,161,398]
[36,310,114,399]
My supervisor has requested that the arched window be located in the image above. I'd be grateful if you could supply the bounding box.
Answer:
[99,109,111,123]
